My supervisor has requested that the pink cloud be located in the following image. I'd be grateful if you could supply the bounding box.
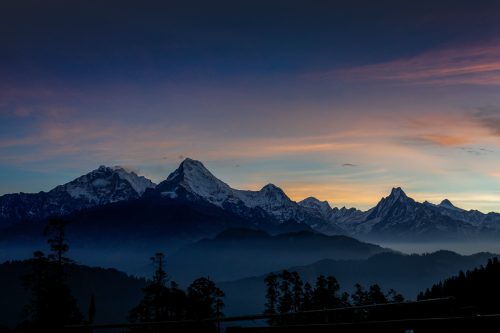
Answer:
[332,42,500,86]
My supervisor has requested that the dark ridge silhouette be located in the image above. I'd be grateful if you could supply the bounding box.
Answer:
[167,228,390,283]
[418,257,500,314]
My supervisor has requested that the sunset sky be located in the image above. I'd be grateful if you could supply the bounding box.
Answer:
[2,0,500,211]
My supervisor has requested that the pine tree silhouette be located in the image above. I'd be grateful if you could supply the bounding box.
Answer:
[312,275,341,309]
[367,284,388,305]
[351,283,368,306]
[277,270,294,314]
[21,217,83,332]
[291,272,304,312]
[264,273,279,315]
[129,252,188,323]
[301,282,314,311]
[419,257,500,315]
[187,277,225,320]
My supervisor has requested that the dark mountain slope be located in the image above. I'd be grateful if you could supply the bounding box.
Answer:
[168,228,390,283]
[0,260,146,328]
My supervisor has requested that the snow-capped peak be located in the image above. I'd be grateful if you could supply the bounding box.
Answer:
[260,183,288,198]
[112,166,156,195]
[156,158,304,222]
[0,165,158,224]
[299,197,332,210]
[158,158,234,204]
[299,197,333,220]
[54,165,156,201]
[439,199,453,207]
[438,199,463,211]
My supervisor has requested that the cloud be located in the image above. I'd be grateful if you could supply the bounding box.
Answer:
[473,106,500,136]
[420,134,470,146]
[397,111,500,149]
[332,42,500,86]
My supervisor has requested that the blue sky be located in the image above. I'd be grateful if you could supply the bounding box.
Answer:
[2,0,500,211]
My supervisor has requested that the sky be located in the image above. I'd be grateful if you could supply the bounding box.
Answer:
[2,0,500,211]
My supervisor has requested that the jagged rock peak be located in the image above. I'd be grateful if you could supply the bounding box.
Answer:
[167,158,215,180]
[389,187,407,199]
[299,197,332,209]
[261,183,286,194]
[440,199,454,207]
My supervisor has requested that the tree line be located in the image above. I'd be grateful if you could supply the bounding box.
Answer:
[264,270,404,316]
[418,257,500,315]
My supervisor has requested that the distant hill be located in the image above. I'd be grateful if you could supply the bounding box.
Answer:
[167,228,391,283]
[219,251,498,316]
[0,260,146,328]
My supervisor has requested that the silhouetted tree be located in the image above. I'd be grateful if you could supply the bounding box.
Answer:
[278,270,294,314]
[44,218,72,271]
[168,281,188,319]
[291,272,304,312]
[351,283,369,306]
[312,275,328,309]
[129,253,187,323]
[340,292,351,307]
[326,276,341,307]
[21,251,51,329]
[367,284,388,305]
[419,257,500,314]
[301,282,314,311]
[151,253,167,287]
[312,275,341,309]
[386,289,405,303]
[352,283,401,306]
[21,217,83,332]
[266,271,347,315]
[264,273,280,315]
[187,277,225,320]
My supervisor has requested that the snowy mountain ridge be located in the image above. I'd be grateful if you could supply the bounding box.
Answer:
[156,158,320,224]
[2,157,500,241]
[0,165,156,225]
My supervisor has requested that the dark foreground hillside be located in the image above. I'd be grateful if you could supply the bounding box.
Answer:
[0,261,146,328]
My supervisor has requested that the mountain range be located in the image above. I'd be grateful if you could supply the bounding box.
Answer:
[2,158,500,242]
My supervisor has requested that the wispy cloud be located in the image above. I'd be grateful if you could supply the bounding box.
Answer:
[412,134,470,147]
[473,106,500,136]
[333,42,500,86]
